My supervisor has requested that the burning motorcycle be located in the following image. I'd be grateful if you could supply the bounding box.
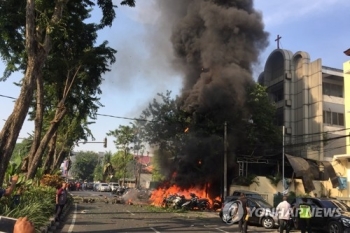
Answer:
[212,199,222,211]
[112,187,126,196]
[161,194,178,208]
[171,195,187,209]
[182,193,210,211]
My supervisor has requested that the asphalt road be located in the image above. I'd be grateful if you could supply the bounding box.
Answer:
[57,190,280,233]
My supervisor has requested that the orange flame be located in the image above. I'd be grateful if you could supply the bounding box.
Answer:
[149,184,221,210]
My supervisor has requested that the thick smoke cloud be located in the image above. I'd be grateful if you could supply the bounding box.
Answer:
[168,0,268,112]
[155,0,269,195]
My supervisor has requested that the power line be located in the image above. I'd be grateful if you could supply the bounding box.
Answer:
[96,113,155,122]
[0,94,16,100]
[1,92,349,141]
[0,92,156,122]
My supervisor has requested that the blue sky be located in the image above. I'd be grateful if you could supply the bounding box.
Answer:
[1,0,350,154]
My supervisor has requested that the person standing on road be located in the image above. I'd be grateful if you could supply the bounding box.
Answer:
[276,195,291,233]
[238,193,250,233]
[298,198,312,233]
[0,175,18,198]
[55,182,68,222]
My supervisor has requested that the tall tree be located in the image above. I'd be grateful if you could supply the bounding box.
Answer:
[235,83,282,157]
[71,151,99,181]
[107,125,136,186]
[110,151,134,182]
[139,85,280,191]
[0,0,135,183]
[140,91,190,159]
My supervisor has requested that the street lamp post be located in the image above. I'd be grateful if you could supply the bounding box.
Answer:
[222,121,228,203]
[282,125,285,194]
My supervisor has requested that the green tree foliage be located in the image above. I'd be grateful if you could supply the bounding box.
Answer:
[150,150,166,182]
[107,126,136,185]
[11,138,32,162]
[140,91,190,159]
[110,151,134,182]
[138,84,280,188]
[236,83,282,157]
[93,164,103,182]
[0,0,136,184]
[71,151,99,181]
[140,91,225,187]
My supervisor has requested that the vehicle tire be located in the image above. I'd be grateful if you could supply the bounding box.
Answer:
[328,221,343,233]
[221,211,235,225]
[200,201,210,211]
[261,217,274,229]
[219,210,224,222]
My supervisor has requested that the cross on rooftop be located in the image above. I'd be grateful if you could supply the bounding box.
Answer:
[275,35,282,49]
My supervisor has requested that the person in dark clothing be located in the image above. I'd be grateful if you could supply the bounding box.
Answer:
[55,182,68,222]
[238,193,250,233]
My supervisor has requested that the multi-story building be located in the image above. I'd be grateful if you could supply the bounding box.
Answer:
[258,49,349,196]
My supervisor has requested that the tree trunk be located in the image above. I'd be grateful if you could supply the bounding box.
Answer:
[43,132,57,174]
[26,105,67,179]
[26,62,79,178]
[53,149,68,171]
[27,74,44,167]
[0,0,68,184]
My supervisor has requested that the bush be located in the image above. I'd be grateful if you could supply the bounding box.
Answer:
[40,174,64,188]
[0,186,56,230]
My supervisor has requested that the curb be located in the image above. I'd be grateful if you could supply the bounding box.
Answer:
[40,202,73,233]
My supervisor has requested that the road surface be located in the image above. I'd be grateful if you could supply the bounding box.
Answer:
[57,190,281,233]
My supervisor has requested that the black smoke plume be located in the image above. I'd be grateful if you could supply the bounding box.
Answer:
[156,0,269,197]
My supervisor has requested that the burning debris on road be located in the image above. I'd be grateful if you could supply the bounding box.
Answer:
[150,184,221,211]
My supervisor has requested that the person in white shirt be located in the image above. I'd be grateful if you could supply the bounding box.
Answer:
[276,195,291,233]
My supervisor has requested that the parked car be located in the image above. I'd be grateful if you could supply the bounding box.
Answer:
[223,190,265,205]
[220,197,278,229]
[85,182,94,190]
[329,199,350,212]
[109,182,120,192]
[290,197,350,233]
[93,183,100,191]
[98,183,111,192]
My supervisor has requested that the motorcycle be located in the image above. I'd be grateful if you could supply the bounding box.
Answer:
[212,199,222,211]
[161,194,178,208]
[112,187,126,196]
[182,193,210,211]
[171,195,187,209]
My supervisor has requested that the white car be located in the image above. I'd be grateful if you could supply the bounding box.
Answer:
[99,183,111,192]
[109,182,120,192]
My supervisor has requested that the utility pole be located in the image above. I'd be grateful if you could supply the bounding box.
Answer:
[123,148,127,187]
[282,125,285,193]
[223,121,228,200]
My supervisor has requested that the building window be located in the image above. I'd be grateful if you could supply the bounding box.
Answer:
[323,111,344,126]
[322,83,343,97]
[339,113,344,126]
